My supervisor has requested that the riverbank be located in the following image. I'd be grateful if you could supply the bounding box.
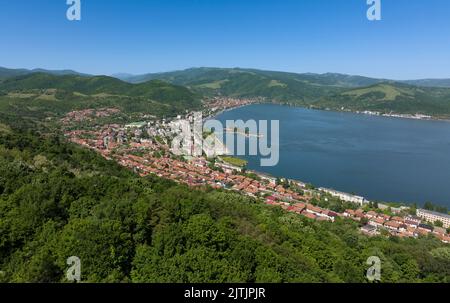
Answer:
[203,103,260,121]
[213,103,450,208]
[207,99,450,124]
[277,101,450,123]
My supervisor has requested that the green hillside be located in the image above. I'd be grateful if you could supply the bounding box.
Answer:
[312,83,450,117]
[125,67,386,88]
[0,67,31,80]
[0,67,89,80]
[0,73,202,119]
[124,67,381,102]
[123,68,450,118]
[123,67,450,89]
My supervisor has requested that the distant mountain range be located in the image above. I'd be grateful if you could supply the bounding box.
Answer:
[114,67,450,117]
[403,79,450,88]
[3,66,450,89]
[111,73,135,79]
[2,66,450,118]
[0,66,90,80]
[117,67,450,89]
[116,68,387,104]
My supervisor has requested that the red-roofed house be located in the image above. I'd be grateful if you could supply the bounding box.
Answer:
[303,212,317,220]
[384,221,401,231]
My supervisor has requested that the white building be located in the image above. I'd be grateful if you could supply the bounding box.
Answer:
[319,188,368,206]
[215,162,243,174]
[256,172,277,185]
[125,122,147,129]
[416,209,450,228]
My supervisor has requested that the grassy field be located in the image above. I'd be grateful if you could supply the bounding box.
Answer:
[196,79,229,89]
[220,156,248,167]
[341,83,415,101]
[268,80,287,88]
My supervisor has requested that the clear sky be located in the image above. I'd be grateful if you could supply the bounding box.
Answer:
[1,0,449,79]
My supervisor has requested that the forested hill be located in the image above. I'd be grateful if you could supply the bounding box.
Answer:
[122,67,450,89]
[0,73,202,118]
[0,66,89,80]
[121,67,366,101]
[0,124,449,283]
[311,82,450,117]
[120,67,450,117]
[121,67,386,88]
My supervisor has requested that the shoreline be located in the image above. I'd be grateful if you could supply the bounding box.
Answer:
[209,100,450,123]
[203,103,259,121]
[277,102,450,123]
[207,102,450,209]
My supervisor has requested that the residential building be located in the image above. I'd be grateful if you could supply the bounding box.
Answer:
[361,224,379,236]
[318,188,368,205]
[384,221,401,231]
[417,209,450,228]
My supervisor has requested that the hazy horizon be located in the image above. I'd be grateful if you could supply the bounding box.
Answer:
[2,64,450,82]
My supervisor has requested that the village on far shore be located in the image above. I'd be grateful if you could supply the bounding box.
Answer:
[61,97,450,245]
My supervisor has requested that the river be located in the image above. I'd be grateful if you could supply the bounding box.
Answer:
[214,104,450,207]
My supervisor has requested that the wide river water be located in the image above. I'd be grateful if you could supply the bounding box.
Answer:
[214,104,450,207]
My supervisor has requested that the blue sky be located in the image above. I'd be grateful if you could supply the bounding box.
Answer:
[0,0,449,79]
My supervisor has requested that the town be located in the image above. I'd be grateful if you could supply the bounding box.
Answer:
[61,97,450,245]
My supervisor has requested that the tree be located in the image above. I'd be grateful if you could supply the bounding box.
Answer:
[423,202,434,211]
[434,220,443,228]
[359,217,369,226]
[423,201,448,214]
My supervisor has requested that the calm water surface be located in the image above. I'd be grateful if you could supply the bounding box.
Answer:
[215,104,450,207]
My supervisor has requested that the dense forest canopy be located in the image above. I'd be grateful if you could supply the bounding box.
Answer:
[0,125,449,283]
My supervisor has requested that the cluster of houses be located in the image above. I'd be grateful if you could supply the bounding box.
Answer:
[61,107,450,245]
[265,197,450,243]
[64,116,314,206]
[116,151,311,205]
[345,209,450,243]
[65,125,126,153]
[266,198,338,222]
[354,110,433,121]
[60,108,120,125]
[203,96,263,117]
